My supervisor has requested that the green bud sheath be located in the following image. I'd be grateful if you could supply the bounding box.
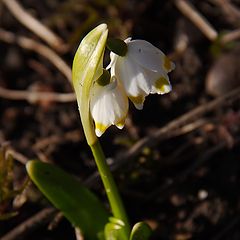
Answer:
[72,24,108,146]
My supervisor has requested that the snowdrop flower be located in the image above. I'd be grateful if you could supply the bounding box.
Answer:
[89,38,175,137]
[90,74,129,137]
[73,23,174,139]
[108,38,175,109]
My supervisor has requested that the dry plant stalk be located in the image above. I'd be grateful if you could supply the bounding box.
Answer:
[1,208,57,240]
[0,86,76,103]
[85,86,240,186]
[2,0,68,53]
[0,28,72,83]
[175,0,218,41]
[175,1,240,46]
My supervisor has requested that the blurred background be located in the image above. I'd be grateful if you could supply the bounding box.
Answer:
[0,0,240,239]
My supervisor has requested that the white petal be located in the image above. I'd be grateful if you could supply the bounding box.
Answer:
[106,52,118,70]
[127,40,174,73]
[130,65,172,95]
[108,39,173,110]
[90,78,129,137]
[113,54,171,109]
[117,56,152,94]
[113,55,154,109]
[124,37,132,44]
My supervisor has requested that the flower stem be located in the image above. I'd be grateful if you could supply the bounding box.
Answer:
[90,140,130,238]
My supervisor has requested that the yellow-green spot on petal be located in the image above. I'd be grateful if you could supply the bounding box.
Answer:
[128,95,144,105]
[163,56,172,72]
[128,95,145,110]
[155,77,171,93]
[95,122,108,137]
[116,117,126,129]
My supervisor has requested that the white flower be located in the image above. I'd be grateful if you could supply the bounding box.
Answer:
[90,38,174,137]
[108,38,175,109]
[90,77,129,137]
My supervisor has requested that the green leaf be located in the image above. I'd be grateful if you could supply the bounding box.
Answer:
[26,160,109,240]
[130,222,152,240]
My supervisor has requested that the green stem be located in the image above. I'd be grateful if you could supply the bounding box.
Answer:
[90,140,130,238]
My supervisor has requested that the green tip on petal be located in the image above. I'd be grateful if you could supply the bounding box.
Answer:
[155,77,172,94]
[107,38,128,56]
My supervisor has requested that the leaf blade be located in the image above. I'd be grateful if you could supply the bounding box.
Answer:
[27,160,109,240]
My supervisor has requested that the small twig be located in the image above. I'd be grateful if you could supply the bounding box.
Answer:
[0,85,75,103]
[1,207,57,240]
[166,118,207,138]
[0,28,72,83]
[47,212,64,230]
[174,0,240,45]
[211,0,240,26]
[85,86,240,186]
[221,28,240,44]
[6,148,29,165]
[175,0,218,41]
[75,228,84,240]
[116,87,240,166]
[34,150,52,163]
[2,0,68,53]
[33,130,82,150]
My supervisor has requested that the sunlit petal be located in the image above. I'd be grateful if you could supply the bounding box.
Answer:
[111,40,173,109]
[127,40,175,73]
[106,52,118,70]
[114,56,151,95]
[90,78,129,137]
[151,73,172,94]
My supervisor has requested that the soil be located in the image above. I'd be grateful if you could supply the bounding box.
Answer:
[0,0,240,239]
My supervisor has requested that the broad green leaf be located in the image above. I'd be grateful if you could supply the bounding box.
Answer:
[26,160,109,240]
[130,222,152,240]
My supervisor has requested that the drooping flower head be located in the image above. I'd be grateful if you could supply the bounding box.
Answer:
[72,24,175,141]
[108,38,175,109]
[90,38,175,136]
